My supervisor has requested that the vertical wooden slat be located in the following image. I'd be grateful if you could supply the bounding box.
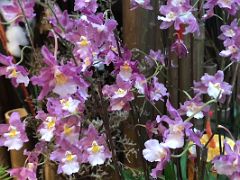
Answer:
[193,23,205,81]
[122,0,157,172]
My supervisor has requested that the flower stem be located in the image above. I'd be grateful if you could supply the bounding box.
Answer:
[97,84,122,180]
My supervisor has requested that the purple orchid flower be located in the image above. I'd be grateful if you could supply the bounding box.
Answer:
[158,0,199,35]
[0,112,28,150]
[219,19,239,40]
[156,100,201,148]
[179,95,210,119]
[0,0,35,23]
[218,20,240,62]
[74,0,98,14]
[9,166,37,180]
[31,46,89,100]
[130,0,153,10]
[50,139,82,175]
[145,49,165,67]
[148,77,169,102]
[194,70,232,103]
[212,141,240,179]
[79,124,111,166]
[171,39,189,58]
[203,0,240,18]
[102,76,134,111]
[142,139,170,178]
[0,53,29,87]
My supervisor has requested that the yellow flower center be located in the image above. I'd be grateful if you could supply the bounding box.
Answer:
[115,88,126,95]
[84,57,91,67]
[121,63,132,72]
[9,128,18,138]
[60,99,71,108]
[65,152,75,162]
[167,12,176,20]
[213,83,224,92]
[55,70,68,85]
[64,125,73,136]
[91,141,101,154]
[10,68,18,78]
[79,36,89,47]
[46,117,56,129]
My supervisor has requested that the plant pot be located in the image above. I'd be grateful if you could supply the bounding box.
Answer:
[4,108,31,168]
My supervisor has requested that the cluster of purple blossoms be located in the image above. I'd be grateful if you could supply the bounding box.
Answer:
[103,48,168,111]
[143,70,232,178]
[203,0,240,18]
[143,99,203,178]
[158,0,199,35]
[219,19,240,62]
[212,141,240,179]
[157,0,199,58]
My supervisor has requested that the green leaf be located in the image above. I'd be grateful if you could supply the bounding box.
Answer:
[164,162,176,180]
[0,166,11,180]
[180,153,187,180]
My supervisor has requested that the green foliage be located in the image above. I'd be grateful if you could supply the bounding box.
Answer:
[180,153,188,180]
[122,169,145,180]
[164,162,176,180]
[0,166,11,180]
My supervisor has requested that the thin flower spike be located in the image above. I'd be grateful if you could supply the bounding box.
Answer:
[0,53,29,87]
[142,139,170,178]
[0,112,28,150]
